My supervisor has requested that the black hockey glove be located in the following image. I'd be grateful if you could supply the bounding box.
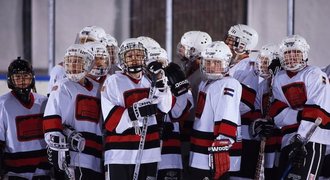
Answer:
[147,61,163,75]
[251,118,275,138]
[164,62,190,96]
[288,134,307,169]
[268,58,281,76]
[128,98,158,121]
[46,132,70,171]
[159,122,174,141]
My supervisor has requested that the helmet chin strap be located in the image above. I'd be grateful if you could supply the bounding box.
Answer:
[13,88,31,104]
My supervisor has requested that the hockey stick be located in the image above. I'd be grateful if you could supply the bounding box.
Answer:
[280,117,322,180]
[133,73,158,180]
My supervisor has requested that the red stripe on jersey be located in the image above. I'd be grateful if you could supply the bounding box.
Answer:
[162,139,181,147]
[281,124,299,135]
[269,100,288,118]
[43,115,63,133]
[170,100,192,123]
[301,105,330,127]
[190,137,213,147]
[85,139,102,152]
[104,106,125,132]
[171,95,177,108]
[241,111,261,124]
[105,131,159,143]
[265,136,277,146]
[241,84,256,109]
[231,142,242,150]
[4,156,47,167]
[214,121,237,139]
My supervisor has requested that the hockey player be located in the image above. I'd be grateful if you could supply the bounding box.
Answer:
[101,34,119,74]
[85,41,111,95]
[0,57,51,179]
[43,44,104,179]
[251,44,282,179]
[189,41,242,180]
[101,38,172,180]
[47,25,107,96]
[269,35,330,179]
[176,31,212,176]
[144,46,193,180]
[224,24,260,179]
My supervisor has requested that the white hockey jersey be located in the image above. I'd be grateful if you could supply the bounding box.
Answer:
[189,77,242,171]
[158,90,193,170]
[101,72,172,165]
[43,78,103,172]
[47,64,66,95]
[0,92,50,179]
[270,66,330,148]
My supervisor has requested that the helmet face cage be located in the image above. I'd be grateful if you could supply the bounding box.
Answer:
[279,35,310,72]
[201,41,232,80]
[119,39,147,73]
[254,44,279,78]
[90,46,110,77]
[7,58,35,94]
[107,45,119,65]
[202,59,229,80]
[255,56,271,78]
[226,24,258,54]
[64,45,94,82]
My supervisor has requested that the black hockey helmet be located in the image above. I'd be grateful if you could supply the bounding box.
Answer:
[7,57,35,95]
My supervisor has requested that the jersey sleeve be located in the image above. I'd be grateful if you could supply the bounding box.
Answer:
[213,79,242,142]
[168,90,193,123]
[101,76,134,134]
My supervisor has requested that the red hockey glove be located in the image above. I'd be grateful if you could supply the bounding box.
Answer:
[208,139,231,180]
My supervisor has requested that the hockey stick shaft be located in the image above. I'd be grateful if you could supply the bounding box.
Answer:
[133,73,157,180]
[254,137,266,180]
[280,117,322,180]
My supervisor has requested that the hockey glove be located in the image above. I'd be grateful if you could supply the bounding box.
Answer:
[45,132,70,171]
[268,58,281,76]
[165,62,190,96]
[128,98,158,121]
[288,134,307,169]
[147,61,163,75]
[208,139,231,179]
[63,126,86,152]
[251,118,275,138]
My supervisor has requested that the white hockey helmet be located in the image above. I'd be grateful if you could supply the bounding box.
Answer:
[137,36,161,49]
[279,35,310,72]
[86,42,110,77]
[146,47,169,68]
[77,26,106,44]
[119,38,147,73]
[201,41,232,80]
[101,34,119,65]
[254,44,279,78]
[177,31,212,61]
[226,24,258,54]
[64,44,95,82]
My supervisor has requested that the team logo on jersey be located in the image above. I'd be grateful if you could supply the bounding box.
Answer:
[123,88,149,107]
[282,82,307,109]
[224,87,234,97]
[76,94,101,123]
[16,114,44,141]
[195,91,206,118]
